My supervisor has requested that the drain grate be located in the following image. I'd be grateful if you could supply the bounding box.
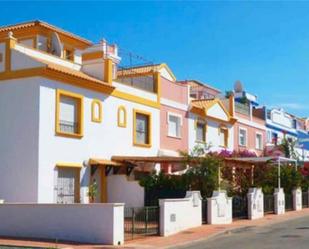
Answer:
[281,234,302,238]
[296,227,309,230]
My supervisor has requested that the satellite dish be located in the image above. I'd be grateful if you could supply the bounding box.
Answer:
[50,32,63,57]
[234,80,243,93]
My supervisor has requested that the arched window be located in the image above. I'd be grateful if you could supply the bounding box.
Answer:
[117,106,127,127]
[91,99,102,123]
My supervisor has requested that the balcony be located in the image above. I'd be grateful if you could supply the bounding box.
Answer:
[190,86,216,100]
[235,102,250,116]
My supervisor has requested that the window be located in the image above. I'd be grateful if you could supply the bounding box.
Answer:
[19,38,35,48]
[168,113,182,138]
[91,99,102,123]
[219,126,229,147]
[56,89,83,138]
[239,128,247,147]
[133,110,151,147]
[196,120,206,142]
[117,106,127,127]
[272,132,278,145]
[267,130,272,143]
[256,133,263,150]
[63,47,74,61]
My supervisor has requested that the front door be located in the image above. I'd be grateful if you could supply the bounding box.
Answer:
[57,167,80,203]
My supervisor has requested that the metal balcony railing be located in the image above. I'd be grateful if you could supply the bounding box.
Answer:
[60,120,79,134]
[235,102,250,116]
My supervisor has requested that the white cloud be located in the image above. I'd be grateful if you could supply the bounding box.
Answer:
[270,103,309,111]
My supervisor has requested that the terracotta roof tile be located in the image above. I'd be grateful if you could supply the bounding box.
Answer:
[0,20,92,46]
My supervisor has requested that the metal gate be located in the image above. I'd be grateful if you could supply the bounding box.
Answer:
[264,195,274,214]
[202,199,208,224]
[232,196,248,219]
[124,206,159,241]
[302,192,309,208]
[56,167,79,204]
[285,194,293,211]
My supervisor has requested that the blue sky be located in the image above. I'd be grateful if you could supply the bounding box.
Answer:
[2,1,309,117]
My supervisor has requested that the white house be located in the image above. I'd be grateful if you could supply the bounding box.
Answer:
[0,20,161,205]
[188,97,236,153]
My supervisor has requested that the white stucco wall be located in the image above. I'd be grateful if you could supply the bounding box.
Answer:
[107,175,144,207]
[38,78,160,203]
[11,50,44,70]
[274,188,285,215]
[113,81,158,102]
[0,42,5,72]
[82,60,104,80]
[188,113,234,153]
[293,188,302,211]
[0,203,124,245]
[207,190,232,224]
[0,78,40,202]
[206,103,228,121]
[159,191,202,236]
[14,44,81,71]
[247,188,264,220]
[159,67,174,82]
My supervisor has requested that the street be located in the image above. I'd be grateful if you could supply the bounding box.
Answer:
[176,216,309,249]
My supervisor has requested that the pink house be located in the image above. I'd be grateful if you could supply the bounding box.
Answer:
[158,65,189,173]
[227,83,266,156]
[159,77,189,155]
[233,107,266,156]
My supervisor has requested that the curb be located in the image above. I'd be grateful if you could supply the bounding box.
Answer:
[165,212,309,249]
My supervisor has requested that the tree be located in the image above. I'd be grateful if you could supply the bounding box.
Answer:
[184,154,222,198]
[279,136,299,160]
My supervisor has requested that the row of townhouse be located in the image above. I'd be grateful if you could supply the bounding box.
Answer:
[0,20,308,206]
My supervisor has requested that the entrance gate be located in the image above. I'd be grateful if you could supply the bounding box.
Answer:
[264,195,275,214]
[302,192,309,208]
[124,206,160,241]
[285,194,293,211]
[232,196,248,219]
[202,199,208,224]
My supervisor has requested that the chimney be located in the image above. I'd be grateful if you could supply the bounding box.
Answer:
[229,92,235,117]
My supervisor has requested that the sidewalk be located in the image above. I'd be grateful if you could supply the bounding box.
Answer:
[1,208,309,249]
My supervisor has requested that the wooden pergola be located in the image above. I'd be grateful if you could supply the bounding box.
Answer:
[224,156,298,188]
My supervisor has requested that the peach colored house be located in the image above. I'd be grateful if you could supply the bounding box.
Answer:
[233,107,266,156]
[159,76,189,156]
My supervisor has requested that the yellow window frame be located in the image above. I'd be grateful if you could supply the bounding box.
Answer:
[91,99,102,123]
[117,105,127,128]
[55,89,84,138]
[195,118,207,143]
[218,125,229,148]
[133,109,152,148]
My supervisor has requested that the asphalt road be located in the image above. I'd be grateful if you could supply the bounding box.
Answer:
[175,216,309,249]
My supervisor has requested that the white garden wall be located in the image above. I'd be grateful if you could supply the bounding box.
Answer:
[207,190,232,224]
[0,203,124,245]
[274,188,285,215]
[107,175,144,207]
[159,191,202,236]
[293,188,302,211]
[247,188,264,220]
